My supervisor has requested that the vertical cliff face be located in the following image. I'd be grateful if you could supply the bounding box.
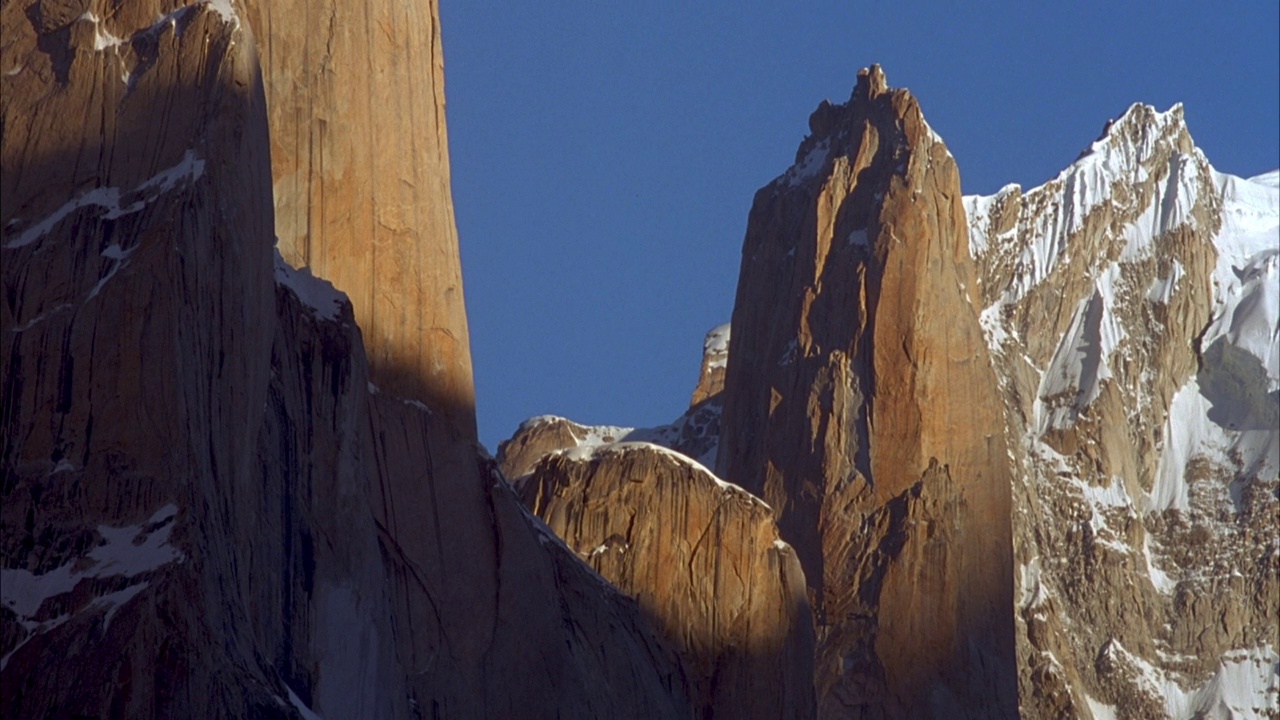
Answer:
[0,1,330,715]
[715,66,1017,718]
[520,443,815,719]
[2,1,700,717]
[966,104,1279,719]
[244,0,475,436]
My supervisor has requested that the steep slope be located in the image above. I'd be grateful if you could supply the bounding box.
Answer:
[966,103,1279,719]
[714,66,1018,718]
[520,442,815,719]
[2,1,699,717]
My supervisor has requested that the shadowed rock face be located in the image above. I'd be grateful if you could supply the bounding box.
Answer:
[715,65,1018,718]
[1,2,356,715]
[2,1,698,717]
[520,442,816,720]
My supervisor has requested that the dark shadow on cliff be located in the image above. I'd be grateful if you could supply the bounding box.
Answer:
[1197,338,1280,431]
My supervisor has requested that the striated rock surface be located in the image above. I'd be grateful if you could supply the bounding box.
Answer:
[0,2,378,715]
[2,1,699,717]
[715,66,1018,718]
[244,0,475,436]
[966,103,1280,719]
[520,442,816,719]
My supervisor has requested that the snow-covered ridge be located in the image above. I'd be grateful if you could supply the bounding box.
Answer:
[965,96,1278,490]
[273,249,348,322]
[966,103,1199,306]
[1204,170,1280,388]
[554,441,772,512]
[518,402,723,469]
[1101,640,1279,720]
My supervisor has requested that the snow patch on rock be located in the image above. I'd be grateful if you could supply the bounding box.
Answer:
[1,505,182,621]
[273,249,348,322]
[4,151,206,249]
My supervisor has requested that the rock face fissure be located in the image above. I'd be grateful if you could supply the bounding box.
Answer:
[2,1,698,717]
[714,65,1019,718]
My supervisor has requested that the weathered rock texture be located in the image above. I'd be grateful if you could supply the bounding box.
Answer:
[244,0,475,436]
[0,3,371,715]
[966,104,1280,719]
[715,66,1018,718]
[521,442,816,719]
[363,397,695,719]
[2,1,700,717]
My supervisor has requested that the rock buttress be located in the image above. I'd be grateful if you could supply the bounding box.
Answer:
[715,65,1018,718]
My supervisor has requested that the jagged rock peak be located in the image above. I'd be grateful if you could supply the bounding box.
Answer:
[855,62,889,98]
[1085,102,1194,164]
[718,64,1016,717]
[780,64,949,202]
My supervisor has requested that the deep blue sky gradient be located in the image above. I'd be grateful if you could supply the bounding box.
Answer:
[440,3,1280,452]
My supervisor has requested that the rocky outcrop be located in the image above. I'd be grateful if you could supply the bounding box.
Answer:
[498,323,731,480]
[966,103,1280,719]
[714,66,1018,718]
[520,442,815,719]
[244,0,475,436]
[691,323,731,405]
[2,1,699,717]
[498,415,634,482]
[364,396,695,718]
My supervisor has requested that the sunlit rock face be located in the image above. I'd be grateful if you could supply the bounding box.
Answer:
[244,0,476,437]
[520,442,816,719]
[715,65,1019,719]
[691,323,731,406]
[966,103,1280,719]
[497,323,817,718]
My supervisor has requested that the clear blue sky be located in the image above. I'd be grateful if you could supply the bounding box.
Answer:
[439,3,1280,452]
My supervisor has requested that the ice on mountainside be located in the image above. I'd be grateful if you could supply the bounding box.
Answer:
[274,249,348,321]
[965,100,1278,719]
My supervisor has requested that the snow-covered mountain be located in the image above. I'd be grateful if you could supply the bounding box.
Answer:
[965,102,1278,719]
